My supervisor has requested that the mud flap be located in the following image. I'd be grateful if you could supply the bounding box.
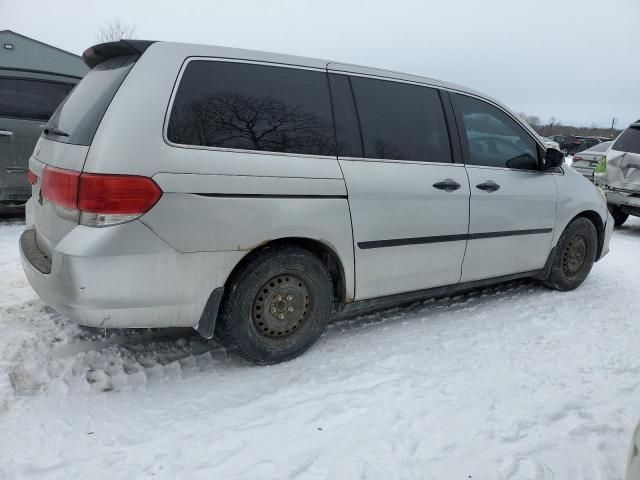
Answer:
[195,287,225,339]
[533,246,556,281]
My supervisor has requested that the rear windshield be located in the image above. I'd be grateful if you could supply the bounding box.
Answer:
[587,141,612,153]
[45,55,137,146]
[613,126,640,155]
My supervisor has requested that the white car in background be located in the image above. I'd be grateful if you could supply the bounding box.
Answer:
[571,141,613,180]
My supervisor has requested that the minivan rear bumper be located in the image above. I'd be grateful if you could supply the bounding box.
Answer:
[20,220,244,330]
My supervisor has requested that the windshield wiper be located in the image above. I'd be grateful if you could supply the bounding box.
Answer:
[43,127,69,137]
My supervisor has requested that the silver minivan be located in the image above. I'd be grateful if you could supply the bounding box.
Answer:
[20,40,614,364]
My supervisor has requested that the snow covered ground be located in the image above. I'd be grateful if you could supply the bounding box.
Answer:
[1,218,639,479]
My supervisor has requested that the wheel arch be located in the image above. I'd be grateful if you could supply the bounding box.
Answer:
[196,236,351,339]
[568,210,606,261]
[226,237,350,304]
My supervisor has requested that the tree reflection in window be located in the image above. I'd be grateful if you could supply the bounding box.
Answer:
[170,92,334,155]
[167,61,335,156]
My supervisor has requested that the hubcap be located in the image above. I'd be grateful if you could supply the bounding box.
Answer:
[251,274,310,337]
[562,234,588,277]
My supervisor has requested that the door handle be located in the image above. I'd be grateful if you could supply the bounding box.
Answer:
[0,129,13,137]
[475,180,500,192]
[432,178,461,192]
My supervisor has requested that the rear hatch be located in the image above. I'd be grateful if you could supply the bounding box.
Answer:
[29,41,154,257]
[599,122,640,192]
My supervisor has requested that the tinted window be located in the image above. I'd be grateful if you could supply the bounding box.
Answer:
[168,61,335,156]
[46,55,137,146]
[613,126,640,154]
[328,74,362,157]
[350,77,451,162]
[0,78,69,121]
[453,94,539,170]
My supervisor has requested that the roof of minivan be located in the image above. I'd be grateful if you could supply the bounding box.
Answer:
[85,39,542,143]
[87,39,490,102]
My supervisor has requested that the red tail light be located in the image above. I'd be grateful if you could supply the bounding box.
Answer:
[574,156,583,162]
[78,173,162,214]
[41,166,162,225]
[41,166,80,209]
[28,169,38,185]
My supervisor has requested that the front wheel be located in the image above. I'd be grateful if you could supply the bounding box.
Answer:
[216,245,333,365]
[542,217,598,292]
[608,204,629,228]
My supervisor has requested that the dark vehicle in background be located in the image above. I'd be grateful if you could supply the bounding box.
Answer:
[549,135,582,155]
[0,30,86,210]
[550,135,606,156]
[572,141,612,180]
[0,74,77,208]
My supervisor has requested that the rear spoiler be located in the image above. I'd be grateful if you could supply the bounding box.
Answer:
[82,40,156,68]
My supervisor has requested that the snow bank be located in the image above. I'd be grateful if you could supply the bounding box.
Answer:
[1,218,639,479]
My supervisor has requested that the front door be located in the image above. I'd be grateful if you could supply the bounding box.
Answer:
[450,93,557,282]
[328,72,470,300]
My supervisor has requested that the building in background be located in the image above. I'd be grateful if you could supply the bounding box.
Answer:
[0,30,88,207]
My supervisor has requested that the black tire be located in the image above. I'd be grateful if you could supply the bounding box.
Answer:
[216,245,333,365]
[543,217,598,291]
[608,204,629,228]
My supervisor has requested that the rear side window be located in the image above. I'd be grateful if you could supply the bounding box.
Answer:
[349,76,451,163]
[46,55,137,146]
[613,126,640,154]
[0,78,70,121]
[453,93,539,170]
[167,61,335,156]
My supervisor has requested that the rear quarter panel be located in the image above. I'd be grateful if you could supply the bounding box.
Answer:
[85,43,355,301]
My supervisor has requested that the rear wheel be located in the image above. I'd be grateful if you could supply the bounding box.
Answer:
[543,217,597,291]
[216,245,333,364]
[608,204,629,227]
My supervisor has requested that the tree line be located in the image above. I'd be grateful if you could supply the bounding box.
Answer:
[517,113,621,139]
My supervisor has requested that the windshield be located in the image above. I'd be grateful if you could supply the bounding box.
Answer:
[613,126,640,155]
[45,55,137,146]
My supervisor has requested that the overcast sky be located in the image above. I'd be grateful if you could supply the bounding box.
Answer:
[2,0,638,128]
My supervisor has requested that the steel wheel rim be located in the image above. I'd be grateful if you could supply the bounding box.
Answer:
[251,272,311,338]
[562,234,588,278]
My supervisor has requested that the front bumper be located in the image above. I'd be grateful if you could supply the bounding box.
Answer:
[604,188,640,211]
[20,221,243,330]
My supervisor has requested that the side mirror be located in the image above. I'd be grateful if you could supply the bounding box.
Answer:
[543,148,564,170]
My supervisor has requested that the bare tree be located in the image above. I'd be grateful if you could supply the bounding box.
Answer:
[517,112,620,138]
[168,92,335,155]
[98,17,136,42]
[517,112,541,129]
